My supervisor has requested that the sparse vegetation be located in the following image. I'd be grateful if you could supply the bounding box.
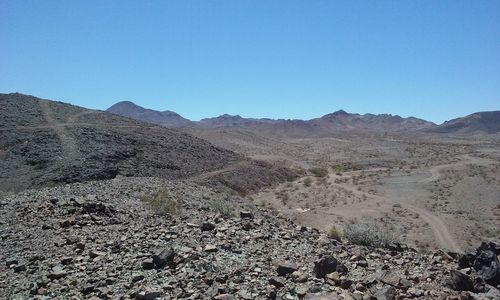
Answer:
[343,221,399,248]
[303,177,312,187]
[141,189,181,215]
[327,224,342,241]
[309,167,329,178]
[208,198,235,217]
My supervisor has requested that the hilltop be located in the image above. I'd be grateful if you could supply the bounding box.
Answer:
[0,93,294,193]
[429,111,500,134]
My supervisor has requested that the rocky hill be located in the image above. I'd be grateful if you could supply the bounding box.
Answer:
[198,114,278,128]
[429,111,500,134]
[0,93,240,192]
[309,110,436,132]
[1,177,499,299]
[107,101,192,128]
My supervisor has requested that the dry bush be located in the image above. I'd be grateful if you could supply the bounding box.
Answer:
[309,167,329,178]
[327,224,342,241]
[208,198,235,217]
[343,222,399,248]
[141,189,180,215]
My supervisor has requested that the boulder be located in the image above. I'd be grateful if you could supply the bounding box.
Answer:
[473,250,500,285]
[276,262,298,276]
[448,270,473,291]
[313,255,342,279]
[152,247,175,268]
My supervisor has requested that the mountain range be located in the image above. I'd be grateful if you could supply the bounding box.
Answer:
[106,101,500,134]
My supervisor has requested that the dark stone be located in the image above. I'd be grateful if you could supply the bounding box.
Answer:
[240,211,254,219]
[81,285,95,295]
[132,274,145,283]
[313,255,338,279]
[153,247,175,268]
[5,258,18,267]
[242,222,252,231]
[13,264,27,272]
[340,278,353,289]
[276,262,298,276]
[473,250,500,285]
[142,258,154,270]
[473,277,486,293]
[201,222,215,231]
[458,252,477,269]
[269,277,285,288]
[478,241,500,255]
[448,270,473,291]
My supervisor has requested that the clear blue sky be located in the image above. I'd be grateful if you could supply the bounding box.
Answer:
[1,1,499,124]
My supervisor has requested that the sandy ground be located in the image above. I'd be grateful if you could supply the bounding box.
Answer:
[188,128,500,253]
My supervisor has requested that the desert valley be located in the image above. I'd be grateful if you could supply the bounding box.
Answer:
[1,93,499,299]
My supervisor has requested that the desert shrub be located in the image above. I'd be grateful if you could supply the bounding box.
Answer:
[309,167,329,178]
[141,189,180,215]
[327,224,342,241]
[208,198,235,217]
[343,222,399,248]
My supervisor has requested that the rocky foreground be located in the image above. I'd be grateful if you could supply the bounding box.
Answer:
[1,177,499,299]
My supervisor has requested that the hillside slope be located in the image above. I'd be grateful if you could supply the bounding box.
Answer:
[0,93,240,192]
[429,111,500,134]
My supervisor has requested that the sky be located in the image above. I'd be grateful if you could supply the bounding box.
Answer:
[1,1,499,124]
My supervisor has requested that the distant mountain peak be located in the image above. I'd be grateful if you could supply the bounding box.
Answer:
[106,101,191,128]
[333,109,348,116]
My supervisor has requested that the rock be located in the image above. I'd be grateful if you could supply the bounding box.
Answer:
[204,244,218,252]
[242,222,252,231]
[240,211,254,219]
[132,274,145,283]
[448,270,473,291]
[65,235,80,245]
[269,276,285,288]
[48,266,68,280]
[81,285,95,295]
[379,271,400,287]
[340,278,353,289]
[214,294,236,300]
[152,247,175,268]
[276,262,298,276]
[291,270,308,283]
[313,255,339,278]
[13,264,27,272]
[5,258,18,267]
[60,256,73,265]
[472,250,500,285]
[399,277,412,289]
[374,286,397,300]
[201,222,215,231]
[295,285,309,297]
[266,285,277,299]
[89,250,106,258]
[458,252,477,269]
[135,290,162,300]
[142,258,154,270]
[59,216,76,227]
